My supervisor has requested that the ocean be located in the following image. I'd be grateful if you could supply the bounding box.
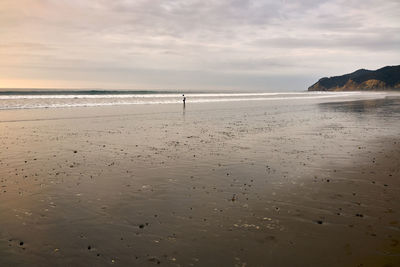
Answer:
[0,90,390,110]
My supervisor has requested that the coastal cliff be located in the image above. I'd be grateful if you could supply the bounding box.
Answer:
[308,65,400,91]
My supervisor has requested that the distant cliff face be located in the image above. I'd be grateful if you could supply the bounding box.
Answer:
[308,65,400,91]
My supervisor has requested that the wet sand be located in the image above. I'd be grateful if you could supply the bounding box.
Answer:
[0,97,399,266]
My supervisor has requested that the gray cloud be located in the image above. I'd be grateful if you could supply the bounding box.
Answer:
[0,0,399,90]
[251,29,400,51]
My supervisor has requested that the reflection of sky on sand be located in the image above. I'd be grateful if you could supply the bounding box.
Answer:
[319,96,400,115]
[0,96,399,266]
[318,97,400,140]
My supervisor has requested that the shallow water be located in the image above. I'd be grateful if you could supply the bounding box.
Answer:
[0,95,399,266]
[0,90,389,110]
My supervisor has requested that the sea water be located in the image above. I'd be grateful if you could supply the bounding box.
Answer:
[0,90,389,110]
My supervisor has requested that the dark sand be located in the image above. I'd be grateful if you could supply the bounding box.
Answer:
[0,97,399,266]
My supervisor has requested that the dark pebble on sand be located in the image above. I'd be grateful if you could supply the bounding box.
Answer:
[356,214,364,217]
[74,150,77,153]
[148,257,161,264]
[88,245,91,250]
[139,224,145,229]
[316,220,323,224]
[19,241,24,246]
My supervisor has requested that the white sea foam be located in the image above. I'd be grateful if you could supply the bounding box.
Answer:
[0,91,366,100]
[0,91,389,110]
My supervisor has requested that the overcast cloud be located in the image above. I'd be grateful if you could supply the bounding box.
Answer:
[0,0,399,90]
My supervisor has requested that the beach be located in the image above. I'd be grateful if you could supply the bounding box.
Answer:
[0,92,399,266]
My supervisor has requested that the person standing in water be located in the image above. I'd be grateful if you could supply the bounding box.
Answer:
[182,94,186,106]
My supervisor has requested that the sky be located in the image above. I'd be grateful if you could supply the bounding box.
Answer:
[0,0,399,91]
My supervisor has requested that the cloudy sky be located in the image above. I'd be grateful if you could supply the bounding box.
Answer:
[0,0,399,91]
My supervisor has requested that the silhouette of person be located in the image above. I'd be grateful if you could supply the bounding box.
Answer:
[182,94,186,106]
